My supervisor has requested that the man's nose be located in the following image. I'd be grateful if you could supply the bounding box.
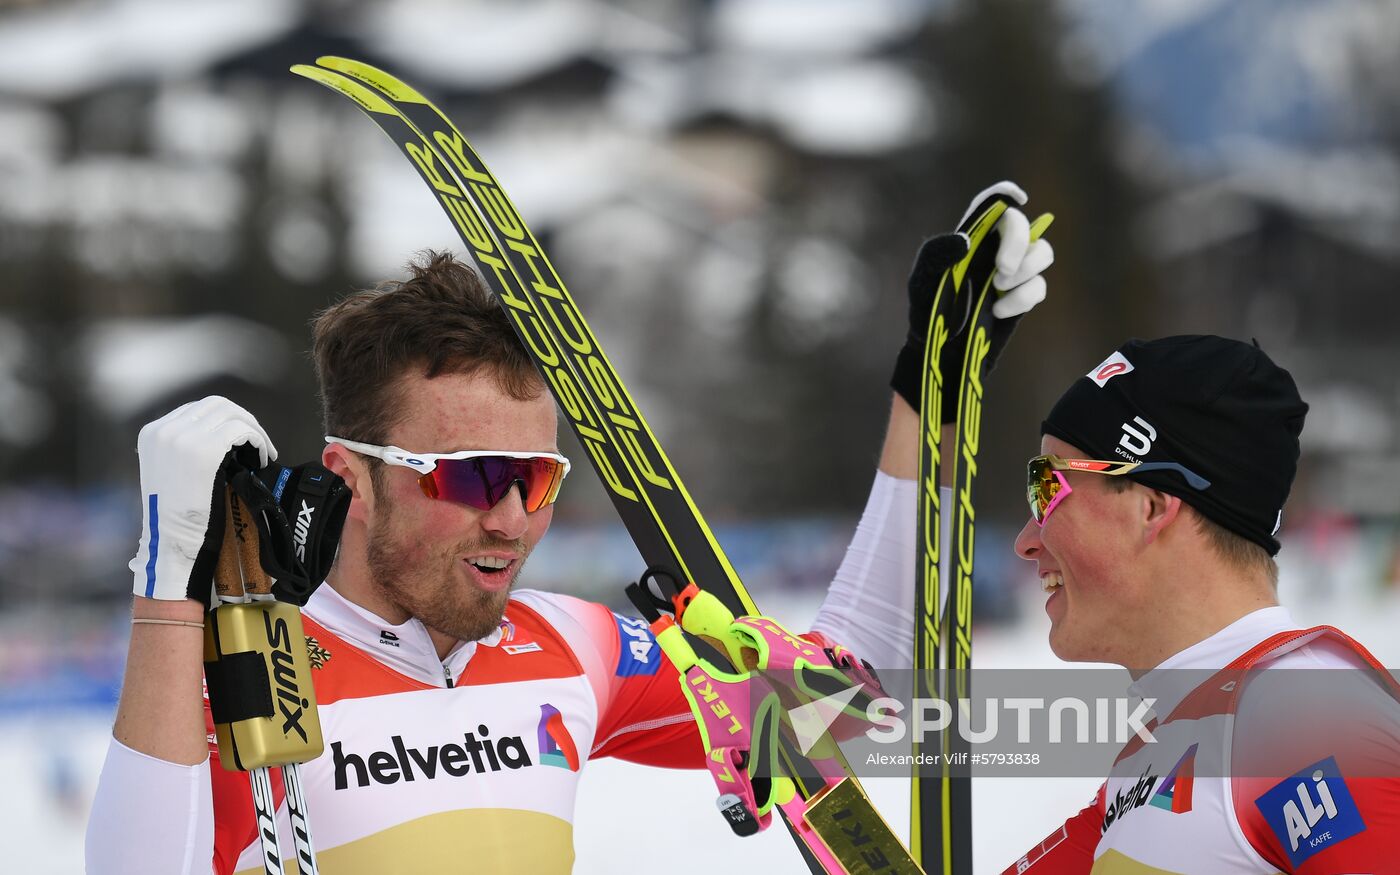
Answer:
[479,483,529,540]
[1013,517,1043,561]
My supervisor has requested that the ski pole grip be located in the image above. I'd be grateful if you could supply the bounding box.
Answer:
[228,488,276,597]
[213,487,248,601]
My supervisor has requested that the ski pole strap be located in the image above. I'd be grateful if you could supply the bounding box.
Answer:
[686,613,886,727]
[204,649,274,725]
[257,460,351,603]
[221,453,350,606]
[628,567,887,736]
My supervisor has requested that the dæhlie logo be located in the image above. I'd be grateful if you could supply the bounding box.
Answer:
[1118,416,1157,458]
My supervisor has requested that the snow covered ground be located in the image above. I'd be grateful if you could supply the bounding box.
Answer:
[6,588,1398,874]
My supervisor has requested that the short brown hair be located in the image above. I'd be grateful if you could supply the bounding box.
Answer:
[1193,510,1279,585]
[312,250,543,443]
[1104,476,1277,584]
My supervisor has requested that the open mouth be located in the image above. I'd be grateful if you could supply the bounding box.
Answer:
[1041,571,1063,594]
[463,555,517,590]
[467,555,511,574]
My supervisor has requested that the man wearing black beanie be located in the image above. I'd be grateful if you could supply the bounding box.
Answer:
[1001,336,1400,875]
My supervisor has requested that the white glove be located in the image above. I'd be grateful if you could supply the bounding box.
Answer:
[129,396,277,604]
[955,181,1054,319]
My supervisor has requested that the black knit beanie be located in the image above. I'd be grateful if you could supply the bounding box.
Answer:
[1042,336,1308,556]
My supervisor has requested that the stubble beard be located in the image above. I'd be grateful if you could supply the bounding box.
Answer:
[365,512,525,643]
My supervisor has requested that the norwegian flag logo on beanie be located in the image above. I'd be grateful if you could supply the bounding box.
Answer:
[1088,351,1134,387]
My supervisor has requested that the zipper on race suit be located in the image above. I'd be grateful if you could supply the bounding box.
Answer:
[443,665,454,688]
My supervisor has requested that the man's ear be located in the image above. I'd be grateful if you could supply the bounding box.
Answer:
[324,443,374,518]
[1140,487,1183,546]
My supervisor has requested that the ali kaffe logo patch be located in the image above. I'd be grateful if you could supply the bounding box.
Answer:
[1254,756,1365,867]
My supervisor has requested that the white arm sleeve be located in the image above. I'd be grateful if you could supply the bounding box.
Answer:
[809,472,950,671]
[85,736,214,875]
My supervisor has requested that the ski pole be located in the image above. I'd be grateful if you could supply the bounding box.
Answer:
[205,485,324,874]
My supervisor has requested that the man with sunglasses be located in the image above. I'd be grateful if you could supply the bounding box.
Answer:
[1002,336,1400,874]
[88,181,1056,874]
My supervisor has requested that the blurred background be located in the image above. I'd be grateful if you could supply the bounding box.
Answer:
[2,0,1399,871]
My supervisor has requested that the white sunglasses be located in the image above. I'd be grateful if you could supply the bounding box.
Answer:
[326,436,571,512]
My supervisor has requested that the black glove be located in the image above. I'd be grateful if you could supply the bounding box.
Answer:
[890,232,972,415]
[226,451,351,606]
[889,183,1054,422]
